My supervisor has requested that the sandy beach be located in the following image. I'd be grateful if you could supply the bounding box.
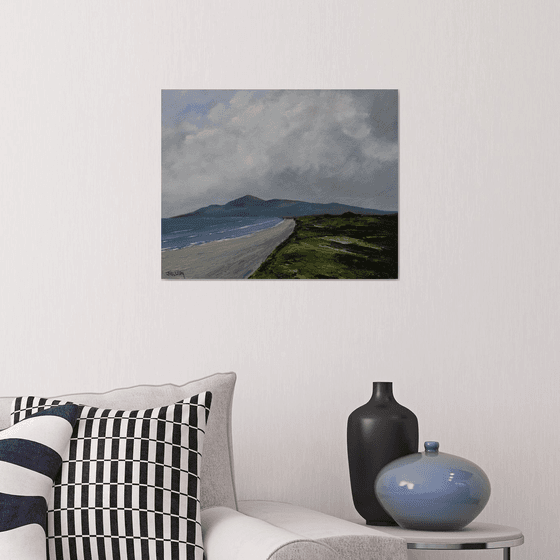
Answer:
[162,219,295,279]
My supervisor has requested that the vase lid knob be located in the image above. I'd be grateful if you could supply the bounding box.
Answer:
[424,441,439,452]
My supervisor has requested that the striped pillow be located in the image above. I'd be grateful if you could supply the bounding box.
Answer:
[12,392,212,560]
[0,404,80,560]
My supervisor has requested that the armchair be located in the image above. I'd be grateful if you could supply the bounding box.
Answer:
[0,372,407,559]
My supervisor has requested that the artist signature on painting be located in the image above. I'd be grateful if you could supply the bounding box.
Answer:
[166,271,186,279]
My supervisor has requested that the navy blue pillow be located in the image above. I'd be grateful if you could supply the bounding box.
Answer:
[0,403,80,559]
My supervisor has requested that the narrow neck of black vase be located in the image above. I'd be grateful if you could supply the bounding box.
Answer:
[370,382,395,404]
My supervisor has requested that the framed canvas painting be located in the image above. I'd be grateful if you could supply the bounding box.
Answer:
[162,90,398,279]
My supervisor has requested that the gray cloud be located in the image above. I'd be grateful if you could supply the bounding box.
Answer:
[162,90,398,217]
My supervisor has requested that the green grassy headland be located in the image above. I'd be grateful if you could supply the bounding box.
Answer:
[250,212,398,279]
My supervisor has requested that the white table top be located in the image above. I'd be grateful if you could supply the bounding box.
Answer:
[368,522,524,550]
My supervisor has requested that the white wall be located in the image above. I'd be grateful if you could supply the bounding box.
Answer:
[1,2,558,559]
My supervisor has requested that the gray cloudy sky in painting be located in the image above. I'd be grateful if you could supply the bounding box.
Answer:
[162,90,398,218]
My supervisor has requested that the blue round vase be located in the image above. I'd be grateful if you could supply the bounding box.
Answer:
[374,441,491,531]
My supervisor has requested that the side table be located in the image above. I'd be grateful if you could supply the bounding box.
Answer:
[371,522,524,559]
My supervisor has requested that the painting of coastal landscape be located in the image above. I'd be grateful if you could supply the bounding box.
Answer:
[162,90,398,279]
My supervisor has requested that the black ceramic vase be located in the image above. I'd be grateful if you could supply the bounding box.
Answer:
[347,382,419,525]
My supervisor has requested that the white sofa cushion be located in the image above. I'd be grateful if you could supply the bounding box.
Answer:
[0,372,237,511]
[202,507,338,560]
[0,404,80,560]
[12,392,212,560]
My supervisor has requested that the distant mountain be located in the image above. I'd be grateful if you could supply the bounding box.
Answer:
[171,195,396,219]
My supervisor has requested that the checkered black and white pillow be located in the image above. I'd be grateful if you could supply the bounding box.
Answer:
[11,392,212,560]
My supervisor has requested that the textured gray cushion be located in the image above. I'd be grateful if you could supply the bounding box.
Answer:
[238,501,408,560]
[0,372,237,511]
